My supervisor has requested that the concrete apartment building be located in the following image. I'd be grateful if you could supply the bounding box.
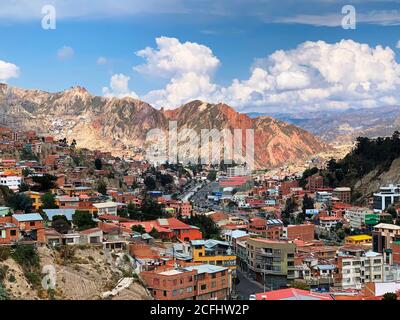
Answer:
[246,238,296,282]
[141,267,197,300]
[185,265,230,300]
[141,264,231,300]
[335,247,383,290]
[372,223,400,253]
[373,184,400,213]
[332,187,351,204]
[345,207,374,230]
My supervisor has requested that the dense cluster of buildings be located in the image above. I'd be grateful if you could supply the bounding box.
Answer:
[2,125,400,300]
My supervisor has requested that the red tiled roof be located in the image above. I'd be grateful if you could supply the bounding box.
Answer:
[255,288,334,300]
[80,227,102,235]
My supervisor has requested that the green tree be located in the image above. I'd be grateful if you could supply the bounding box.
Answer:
[97,180,107,195]
[382,292,397,300]
[127,202,143,220]
[94,158,103,170]
[140,197,164,220]
[52,215,70,234]
[149,227,160,239]
[131,225,146,234]
[187,214,221,239]
[207,170,217,181]
[18,182,30,192]
[41,192,58,209]
[6,193,32,213]
[72,211,96,231]
[387,205,398,220]
[144,176,157,191]
[31,174,57,192]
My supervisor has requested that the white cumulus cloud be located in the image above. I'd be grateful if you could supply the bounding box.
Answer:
[102,73,138,99]
[57,46,74,60]
[105,37,400,113]
[0,60,19,83]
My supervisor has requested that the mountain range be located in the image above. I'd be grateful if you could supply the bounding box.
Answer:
[0,84,328,169]
[248,106,400,144]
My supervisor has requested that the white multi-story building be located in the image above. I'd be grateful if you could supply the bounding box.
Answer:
[336,249,383,290]
[373,184,400,213]
[345,207,374,230]
[0,174,22,192]
[227,166,249,177]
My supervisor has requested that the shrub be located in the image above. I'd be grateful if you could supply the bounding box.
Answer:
[0,247,10,262]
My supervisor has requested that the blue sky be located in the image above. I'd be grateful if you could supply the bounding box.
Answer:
[1,0,400,113]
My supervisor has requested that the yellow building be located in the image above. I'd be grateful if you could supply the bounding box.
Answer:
[345,234,372,245]
[190,240,237,272]
[24,191,42,211]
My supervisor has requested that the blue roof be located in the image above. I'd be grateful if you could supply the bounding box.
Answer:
[191,240,205,246]
[231,230,248,239]
[185,264,227,274]
[205,239,229,248]
[43,209,75,221]
[13,213,43,222]
[316,265,335,271]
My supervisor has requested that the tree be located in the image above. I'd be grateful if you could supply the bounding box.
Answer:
[94,158,103,170]
[149,227,160,239]
[207,170,217,181]
[97,180,107,195]
[140,197,164,221]
[131,225,146,234]
[18,182,30,192]
[144,176,156,191]
[382,292,397,300]
[22,168,33,177]
[41,192,58,209]
[282,197,297,226]
[52,215,70,234]
[72,211,96,231]
[127,202,143,220]
[117,208,128,218]
[31,174,57,192]
[299,193,314,223]
[187,214,221,239]
[6,193,32,213]
[387,205,398,220]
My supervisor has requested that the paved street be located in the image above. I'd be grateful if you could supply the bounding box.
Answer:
[235,269,264,299]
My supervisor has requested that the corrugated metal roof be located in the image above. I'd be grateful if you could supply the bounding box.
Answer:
[185,264,227,274]
[13,213,43,222]
[44,209,75,221]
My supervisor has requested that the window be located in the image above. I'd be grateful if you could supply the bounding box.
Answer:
[211,281,216,288]
[10,230,16,236]
[173,290,177,296]
[30,221,35,226]
[187,287,193,293]
[163,291,167,297]
[201,284,207,290]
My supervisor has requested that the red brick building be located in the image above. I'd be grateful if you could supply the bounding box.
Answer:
[307,175,324,193]
[285,223,315,242]
[141,267,197,300]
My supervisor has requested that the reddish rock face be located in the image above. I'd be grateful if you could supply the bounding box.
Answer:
[163,101,328,168]
[0,86,328,169]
